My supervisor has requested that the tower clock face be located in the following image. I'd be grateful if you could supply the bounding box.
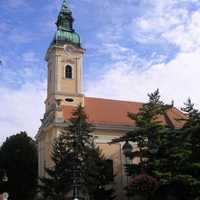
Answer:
[64,45,76,55]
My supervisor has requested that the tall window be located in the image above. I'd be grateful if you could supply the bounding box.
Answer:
[65,65,72,79]
[105,159,114,181]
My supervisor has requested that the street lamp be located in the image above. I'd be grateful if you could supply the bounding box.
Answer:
[0,170,9,200]
[2,173,8,183]
[0,170,8,183]
[122,141,133,159]
[122,141,133,200]
[71,159,86,200]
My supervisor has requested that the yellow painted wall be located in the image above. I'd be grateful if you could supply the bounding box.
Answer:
[46,44,84,105]
[38,127,128,200]
[37,42,128,199]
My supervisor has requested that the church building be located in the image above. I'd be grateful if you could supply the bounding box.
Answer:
[37,1,185,199]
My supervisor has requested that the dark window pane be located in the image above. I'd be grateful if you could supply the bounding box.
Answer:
[65,65,72,79]
[105,159,114,182]
[65,98,74,102]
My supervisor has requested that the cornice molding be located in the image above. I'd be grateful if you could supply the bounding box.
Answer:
[36,121,134,140]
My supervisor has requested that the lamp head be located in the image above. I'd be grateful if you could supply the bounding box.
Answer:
[2,171,8,182]
[122,141,133,157]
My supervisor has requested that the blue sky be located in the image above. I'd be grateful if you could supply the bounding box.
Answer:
[0,0,200,142]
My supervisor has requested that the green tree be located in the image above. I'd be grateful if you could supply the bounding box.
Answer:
[40,105,115,200]
[148,99,200,200]
[0,132,38,200]
[39,134,74,200]
[182,98,200,127]
[112,91,200,199]
[155,99,200,199]
[172,99,200,199]
[112,90,172,198]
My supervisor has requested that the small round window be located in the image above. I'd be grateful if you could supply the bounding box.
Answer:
[65,65,72,79]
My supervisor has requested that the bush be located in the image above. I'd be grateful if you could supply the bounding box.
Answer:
[128,174,159,197]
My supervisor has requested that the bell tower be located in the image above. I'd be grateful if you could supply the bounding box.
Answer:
[38,0,85,179]
[45,0,84,113]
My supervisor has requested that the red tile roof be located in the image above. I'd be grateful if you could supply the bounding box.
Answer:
[62,97,185,128]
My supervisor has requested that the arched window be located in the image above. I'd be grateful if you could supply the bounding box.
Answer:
[65,65,72,79]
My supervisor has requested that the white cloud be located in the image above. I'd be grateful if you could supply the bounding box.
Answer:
[86,49,200,109]
[1,0,200,144]
[133,0,190,43]
[163,11,200,52]
[22,51,39,63]
[86,0,200,109]
[9,32,35,44]
[6,0,29,9]
[0,81,46,143]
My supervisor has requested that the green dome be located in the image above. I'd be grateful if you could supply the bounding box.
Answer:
[50,0,81,47]
[52,30,80,46]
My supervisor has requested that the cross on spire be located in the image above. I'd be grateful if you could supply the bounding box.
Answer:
[60,0,71,13]
[63,0,68,7]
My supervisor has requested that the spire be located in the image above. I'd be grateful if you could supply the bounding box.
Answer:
[56,0,74,32]
[51,0,81,47]
[61,0,71,14]
[63,0,68,7]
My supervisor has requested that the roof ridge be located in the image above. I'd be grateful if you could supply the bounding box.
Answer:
[171,106,187,118]
[85,96,144,105]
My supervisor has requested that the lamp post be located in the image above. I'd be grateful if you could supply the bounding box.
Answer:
[72,164,81,200]
[0,170,8,200]
[122,141,133,200]
[72,127,85,200]
[122,141,133,159]
[1,171,8,183]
